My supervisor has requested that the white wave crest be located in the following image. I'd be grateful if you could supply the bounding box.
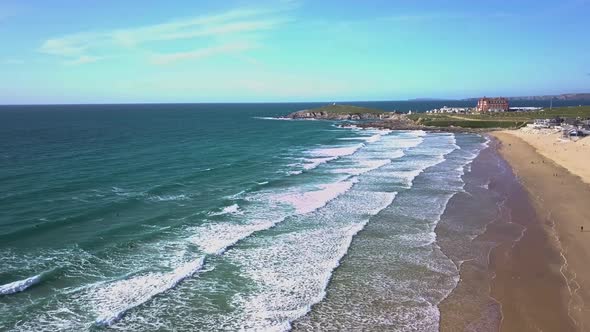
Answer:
[229,190,398,330]
[309,143,364,158]
[0,274,43,295]
[93,257,205,327]
[302,157,337,170]
[275,179,357,214]
[208,204,242,216]
[331,159,392,176]
[253,116,293,121]
[149,194,189,202]
[338,132,386,143]
[189,219,283,255]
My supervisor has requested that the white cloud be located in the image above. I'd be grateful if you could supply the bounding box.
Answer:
[150,42,256,65]
[39,6,290,65]
[110,9,285,45]
[40,37,90,56]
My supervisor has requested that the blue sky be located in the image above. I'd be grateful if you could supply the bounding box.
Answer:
[0,0,588,104]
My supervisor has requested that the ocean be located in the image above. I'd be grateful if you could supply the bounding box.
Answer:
[0,101,582,331]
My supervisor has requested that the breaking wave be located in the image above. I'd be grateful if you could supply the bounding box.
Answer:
[0,273,44,295]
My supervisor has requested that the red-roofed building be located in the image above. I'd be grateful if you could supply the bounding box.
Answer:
[476,97,509,112]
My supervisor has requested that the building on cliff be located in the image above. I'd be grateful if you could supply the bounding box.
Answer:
[476,97,509,112]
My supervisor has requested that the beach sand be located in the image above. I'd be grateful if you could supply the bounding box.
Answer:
[437,136,576,331]
[490,131,590,331]
[504,129,590,185]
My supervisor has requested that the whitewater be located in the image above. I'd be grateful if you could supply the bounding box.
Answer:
[0,104,488,331]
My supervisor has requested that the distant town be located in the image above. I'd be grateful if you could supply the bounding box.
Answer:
[283,96,590,136]
[415,96,590,138]
[422,97,539,114]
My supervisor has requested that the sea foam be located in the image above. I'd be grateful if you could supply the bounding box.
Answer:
[208,203,242,216]
[302,157,338,170]
[0,274,43,295]
[331,159,393,176]
[227,190,398,331]
[309,143,364,158]
[275,179,357,214]
[92,256,205,327]
[189,219,282,255]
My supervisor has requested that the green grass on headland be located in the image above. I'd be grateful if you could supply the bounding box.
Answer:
[408,106,590,129]
[309,104,384,114]
[417,118,527,129]
[510,106,590,119]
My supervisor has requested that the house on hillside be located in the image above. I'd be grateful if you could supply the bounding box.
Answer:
[533,118,562,128]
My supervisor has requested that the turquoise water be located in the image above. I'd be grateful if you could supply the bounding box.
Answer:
[1,103,489,331]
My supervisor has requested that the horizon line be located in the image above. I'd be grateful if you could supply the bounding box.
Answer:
[0,99,451,107]
[1,92,589,107]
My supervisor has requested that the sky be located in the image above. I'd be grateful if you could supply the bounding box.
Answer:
[0,0,589,104]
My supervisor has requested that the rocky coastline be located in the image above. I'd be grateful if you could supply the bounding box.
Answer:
[284,106,490,133]
[284,109,389,121]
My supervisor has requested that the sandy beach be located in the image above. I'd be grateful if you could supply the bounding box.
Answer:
[437,136,577,331]
[503,129,590,185]
[491,131,590,331]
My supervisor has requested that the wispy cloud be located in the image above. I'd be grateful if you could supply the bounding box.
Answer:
[39,6,291,65]
[150,42,256,65]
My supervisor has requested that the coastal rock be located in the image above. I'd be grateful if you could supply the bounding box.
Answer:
[286,110,389,120]
[283,104,394,121]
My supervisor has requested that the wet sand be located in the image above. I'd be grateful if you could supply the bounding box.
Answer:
[436,138,513,332]
[491,132,590,331]
[438,135,580,331]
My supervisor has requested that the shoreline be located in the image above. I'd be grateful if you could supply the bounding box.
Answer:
[491,132,590,330]
[437,134,581,331]
[435,137,507,331]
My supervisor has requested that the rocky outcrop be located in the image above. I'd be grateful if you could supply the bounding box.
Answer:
[282,105,488,133]
[285,110,391,120]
